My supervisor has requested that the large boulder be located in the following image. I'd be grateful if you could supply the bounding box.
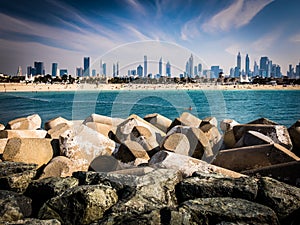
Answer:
[160,132,190,155]
[39,156,79,178]
[38,184,118,225]
[6,114,41,130]
[44,117,71,131]
[234,130,274,148]
[144,113,172,133]
[161,126,213,160]
[89,155,125,172]
[85,122,113,137]
[3,138,54,169]
[212,144,299,172]
[0,130,47,138]
[59,124,118,171]
[233,124,293,150]
[0,123,5,130]
[25,177,79,216]
[176,172,258,203]
[288,120,300,156]
[248,117,278,125]
[46,123,72,139]
[0,162,37,193]
[256,177,300,223]
[4,218,61,225]
[200,116,218,128]
[0,138,8,154]
[149,150,244,178]
[178,197,279,224]
[0,190,32,223]
[83,113,124,127]
[168,112,202,131]
[220,119,239,133]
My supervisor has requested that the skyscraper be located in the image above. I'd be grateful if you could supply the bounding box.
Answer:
[237,52,241,71]
[52,63,58,77]
[100,60,103,75]
[166,61,171,77]
[34,61,44,75]
[253,61,259,76]
[27,66,32,76]
[76,67,83,77]
[113,63,116,77]
[103,63,107,76]
[16,66,22,76]
[198,63,202,76]
[83,57,90,76]
[144,55,147,77]
[245,54,250,75]
[260,56,269,77]
[116,62,119,77]
[137,65,143,77]
[159,57,162,76]
[189,54,193,77]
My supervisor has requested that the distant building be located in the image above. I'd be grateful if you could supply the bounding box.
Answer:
[76,67,83,77]
[211,66,221,79]
[137,65,143,77]
[27,66,32,76]
[287,64,294,78]
[253,61,259,76]
[166,61,171,77]
[103,63,107,76]
[52,63,58,77]
[259,56,269,77]
[237,52,241,71]
[245,54,250,75]
[60,69,68,76]
[83,57,90,76]
[92,69,96,76]
[198,63,202,76]
[34,61,44,75]
[159,57,162,76]
[116,62,119,77]
[100,60,103,75]
[113,63,116,77]
[16,66,22,76]
[144,55,147,77]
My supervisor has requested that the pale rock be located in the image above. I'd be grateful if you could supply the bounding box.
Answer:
[0,130,47,139]
[200,116,218,128]
[7,114,41,130]
[3,138,53,169]
[0,123,5,130]
[149,150,244,178]
[162,133,190,155]
[59,124,118,171]
[288,120,300,157]
[44,117,70,131]
[223,129,237,149]
[85,122,113,137]
[220,119,239,133]
[114,140,150,163]
[39,156,79,178]
[162,125,212,160]
[144,113,172,133]
[168,112,202,131]
[83,113,124,126]
[47,123,71,139]
[0,138,8,154]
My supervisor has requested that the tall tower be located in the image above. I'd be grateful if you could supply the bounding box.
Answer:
[189,54,193,77]
[52,63,58,77]
[137,65,143,77]
[144,55,147,77]
[166,61,171,77]
[103,63,107,77]
[116,62,119,77]
[100,60,103,75]
[253,61,259,76]
[17,66,22,76]
[113,63,116,77]
[259,56,269,77]
[159,57,162,76]
[34,61,44,75]
[245,54,250,75]
[84,57,90,76]
[237,52,241,71]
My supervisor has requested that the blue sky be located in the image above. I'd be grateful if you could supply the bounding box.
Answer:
[0,0,299,76]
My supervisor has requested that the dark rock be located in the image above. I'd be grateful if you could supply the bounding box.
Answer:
[212,144,299,172]
[233,124,292,150]
[247,117,279,125]
[176,172,258,203]
[89,155,123,172]
[234,130,274,148]
[0,190,32,223]
[179,197,279,225]
[4,218,61,225]
[256,176,300,222]
[288,120,300,157]
[24,177,79,217]
[243,160,300,187]
[38,184,118,225]
[0,161,37,193]
[200,116,218,128]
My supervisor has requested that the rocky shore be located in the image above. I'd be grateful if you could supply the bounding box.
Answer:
[0,112,300,224]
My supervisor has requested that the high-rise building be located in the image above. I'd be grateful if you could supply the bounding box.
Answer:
[198,63,202,76]
[211,66,221,79]
[159,57,162,76]
[83,57,90,76]
[116,62,119,77]
[92,69,96,76]
[76,67,83,77]
[100,60,103,75]
[259,56,269,77]
[103,63,107,76]
[194,66,198,76]
[166,61,171,77]
[237,52,241,71]
[52,63,58,77]
[17,66,22,76]
[113,63,116,77]
[296,63,300,78]
[27,66,32,76]
[267,60,272,77]
[60,69,68,76]
[137,65,143,77]
[189,54,193,77]
[34,61,44,75]
[287,64,294,78]
[230,68,234,77]
[253,61,259,76]
[144,55,147,77]
[245,54,250,75]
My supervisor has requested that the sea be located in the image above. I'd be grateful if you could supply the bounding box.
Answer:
[0,90,300,128]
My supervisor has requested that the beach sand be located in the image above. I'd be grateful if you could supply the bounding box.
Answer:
[1,82,300,92]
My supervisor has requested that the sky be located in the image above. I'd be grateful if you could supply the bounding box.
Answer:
[0,0,299,76]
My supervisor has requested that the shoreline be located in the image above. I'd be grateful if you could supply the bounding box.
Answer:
[1,82,300,93]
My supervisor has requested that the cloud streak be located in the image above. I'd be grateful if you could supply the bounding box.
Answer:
[202,0,274,33]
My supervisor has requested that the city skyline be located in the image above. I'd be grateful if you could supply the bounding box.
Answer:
[0,0,300,75]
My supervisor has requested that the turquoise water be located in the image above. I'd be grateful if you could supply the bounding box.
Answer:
[0,90,299,128]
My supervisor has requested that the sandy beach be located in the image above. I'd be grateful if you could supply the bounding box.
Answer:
[1,82,300,92]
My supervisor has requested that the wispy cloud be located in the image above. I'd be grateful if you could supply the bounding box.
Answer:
[251,30,281,52]
[180,16,202,41]
[202,0,274,33]
[126,0,147,15]
[289,34,300,43]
